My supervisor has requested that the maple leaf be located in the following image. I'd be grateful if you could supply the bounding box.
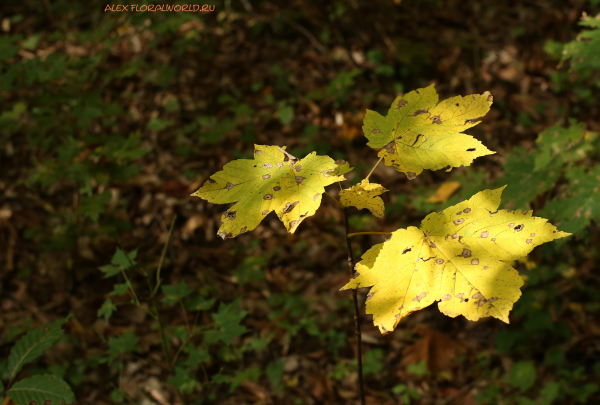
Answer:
[363,84,494,179]
[339,180,388,218]
[341,186,571,335]
[191,145,345,239]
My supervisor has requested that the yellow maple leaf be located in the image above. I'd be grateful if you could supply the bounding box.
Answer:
[363,84,494,179]
[191,145,346,239]
[341,186,570,335]
[426,181,462,203]
[339,180,388,218]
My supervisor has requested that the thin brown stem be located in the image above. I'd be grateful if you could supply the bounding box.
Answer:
[324,190,342,207]
[153,215,177,296]
[343,207,365,405]
[347,231,391,238]
[365,156,384,181]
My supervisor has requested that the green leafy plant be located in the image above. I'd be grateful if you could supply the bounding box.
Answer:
[1,317,76,405]
[192,84,571,403]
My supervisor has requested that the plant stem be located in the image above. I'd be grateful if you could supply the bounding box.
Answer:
[324,190,342,207]
[153,215,177,296]
[343,207,365,405]
[347,231,391,238]
[365,155,384,181]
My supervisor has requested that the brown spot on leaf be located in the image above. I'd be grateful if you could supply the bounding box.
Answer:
[381,325,388,333]
[471,258,479,265]
[273,186,281,191]
[352,271,360,279]
[207,178,216,184]
[455,293,465,299]
[295,165,302,172]
[466,148,476,152]
[514,224,524,232]
[522,210,528,215]
[411,108,428,116]
[481,231,489,238]
[453,218,465,225]
[464,208,472,213]
[29,402,37,405]
[255,150,263,155]
[430,241,436,248]
[484,91,493,102]
[262,162,273,169]
[225,211,236,220]
[461,249,472,258]
[441,294,452,301]
[372,129,380,134]
[431,115,442,124]
[45,401,52,405]
[406,172,417,180]
[277,162,284,168]
[240,227,247,233]
[472,293,483,299]
[283,201,299,214]
[478,298,487,307]
[489,297,498,303]
[295,176,306,185]
[456,210,463,215]
[313,194,319,201]
[396,99,408,110]
[413,292,427,302]
[508,223,515,228]
[436,258,444,264]
[262,209,269,215]
[452,233,459,239]
[366,292,374,301]
[262,174,271,180]
[226,182,235,190]
[526,239,533,244]
[288,220,299,230]
[402,247,412,254]
[263,193,273,200]
[483,266,489,270]
[530,233,536,237]
[491,238,496,242]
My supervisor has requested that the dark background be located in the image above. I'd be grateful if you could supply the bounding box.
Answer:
[1,0,599,404]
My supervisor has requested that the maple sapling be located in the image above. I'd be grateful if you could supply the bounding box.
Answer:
[192,84,570,404]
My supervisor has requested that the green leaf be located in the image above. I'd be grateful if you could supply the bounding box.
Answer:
[561,14,600,72]
[539,381,561,405]
[110,283,129,296]
[183,348,210,368]
[266,359,284,386]
[191,144,346,239]
[204,299,248,345]
[7,317,70,379]
[184,294,216,312]
[98,298,117,320]
[98,264,121,278]
[7,374,75,405]
[168,366,201,395]
[106,330,139,363]
[111,248,138,270]
[277,102,294,126]
[231,256,267,286]
[509,360,537,392]
[230,366,260,393]
[162,281,194,306]
[332,159,354,176]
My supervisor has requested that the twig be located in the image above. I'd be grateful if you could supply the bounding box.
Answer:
[347,231,391,238]
[153,215,177,296]
[343,207,365,405]
[365,156,384,181]
[285,19,326,54]
[324,190,342,207]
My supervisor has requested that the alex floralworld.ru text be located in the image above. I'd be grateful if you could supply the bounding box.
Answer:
[104,4,215,12]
